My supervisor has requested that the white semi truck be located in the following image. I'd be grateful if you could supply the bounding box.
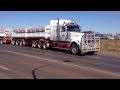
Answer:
[0,28,12,44]
[11,18,100,55]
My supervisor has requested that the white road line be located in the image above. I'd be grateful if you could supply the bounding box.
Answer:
[0,66,9,71]
[1,50,120,77]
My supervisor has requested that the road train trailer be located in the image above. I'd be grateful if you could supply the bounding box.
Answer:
[11,18,100,55]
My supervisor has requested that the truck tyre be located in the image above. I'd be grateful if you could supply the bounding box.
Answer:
[70,44,79,55]
[38,41,43,49]
[11,40,15,45]
[43,41,47,50]
[16,40,20,46]
[0,39,3,44]
[22,40,26,46]
[20,40,23,46]
[32,40,37,48]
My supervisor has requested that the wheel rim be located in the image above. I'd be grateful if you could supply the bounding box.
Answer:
[32,41,34,47]
[38,42,42,48]
[16,40,20,46]
[12,41,14,44]
[20,41,22,46]
[0,40,3,44]
[72,47,77,54]
[38,44,41,48]
[43,43,47,49]
[23,41,25,45]
[43,44,46,49]
[32,41,37,48]
[32,43,35,47]
[16,41,18,45]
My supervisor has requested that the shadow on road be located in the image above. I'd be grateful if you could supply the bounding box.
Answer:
[86,52,98,56]
[32,63,58,79]
[32,59,72,79]
[18,45,97,57]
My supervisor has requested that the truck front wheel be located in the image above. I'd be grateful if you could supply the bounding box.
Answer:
[70,44,79,55]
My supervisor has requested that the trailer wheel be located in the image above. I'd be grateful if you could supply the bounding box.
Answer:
[0,39,3,44]
[32,40,37,48]
[38,41,43,49]
[11,40,15,45]
[20,40,23,46]
[43,41,47,50]
[16,40,20,46]
[22,40,26,46]
[70,44,79,55]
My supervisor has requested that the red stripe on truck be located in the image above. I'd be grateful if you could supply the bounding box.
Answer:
[52,42,70,48]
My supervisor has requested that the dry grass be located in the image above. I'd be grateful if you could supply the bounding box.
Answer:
[100,39,120,54]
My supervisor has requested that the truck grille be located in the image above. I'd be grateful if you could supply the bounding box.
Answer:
[81,33,100,52]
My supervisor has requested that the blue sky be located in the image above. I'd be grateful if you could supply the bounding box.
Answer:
[0,11,120,34]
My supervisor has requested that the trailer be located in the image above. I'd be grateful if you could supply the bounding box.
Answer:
[0,28,12,44]
[11,18,100,55]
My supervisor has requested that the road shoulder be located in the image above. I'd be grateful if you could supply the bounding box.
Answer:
[98,50,120,58]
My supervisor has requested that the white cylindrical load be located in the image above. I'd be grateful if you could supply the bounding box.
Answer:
[26,26,45,38]
[27,26,45,33]
[13,28,26,33]
[12,28,26,38]
[12,26,46,38]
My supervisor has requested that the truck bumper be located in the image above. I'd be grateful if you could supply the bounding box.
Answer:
[81,43,100,53]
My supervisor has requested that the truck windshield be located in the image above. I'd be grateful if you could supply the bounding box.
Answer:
[67,26,80,32]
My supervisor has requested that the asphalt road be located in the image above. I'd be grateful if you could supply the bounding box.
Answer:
[0,44,120,79]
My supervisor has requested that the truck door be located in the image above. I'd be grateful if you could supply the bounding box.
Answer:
[60,26,67,41]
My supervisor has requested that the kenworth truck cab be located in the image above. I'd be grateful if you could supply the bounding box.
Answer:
[49,18,100,55]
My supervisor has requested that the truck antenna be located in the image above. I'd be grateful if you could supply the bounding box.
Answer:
[57,17,59,26]
[57,17,60,40]
[72,17,81,31]
[72,17,77,24]
[72,17,75,21]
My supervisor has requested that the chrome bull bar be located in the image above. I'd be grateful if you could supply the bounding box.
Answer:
[80,33,100,53]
